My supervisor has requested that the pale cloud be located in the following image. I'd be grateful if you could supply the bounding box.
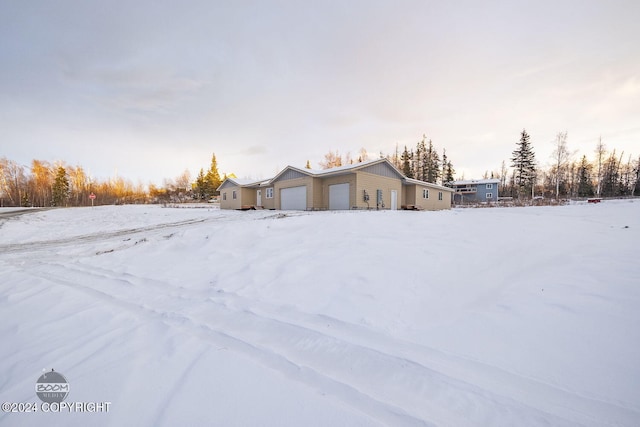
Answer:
[61,61,207,113]
[240,146,267,156]
[105,77,206,113]
[615,76,640,97]
[1,1,639,185]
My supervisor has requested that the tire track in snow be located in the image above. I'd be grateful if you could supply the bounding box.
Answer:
[205,291,640,426]
[0,210,281,257]
[24,265,431,427]
[0,217,210,254]
[24,263,631,426]
[45,261,640,426]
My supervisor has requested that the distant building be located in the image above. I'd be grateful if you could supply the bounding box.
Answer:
[451,179,500,204]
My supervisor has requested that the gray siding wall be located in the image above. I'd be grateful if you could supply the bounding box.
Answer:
[477,183,497,201]
[455,183,498,203]
[360,162,402,179]
[276,169,308,181]
[219,180,238,190]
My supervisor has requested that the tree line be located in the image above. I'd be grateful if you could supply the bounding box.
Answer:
[315,134,456,187]
[317,130,639,200]
[3,133,637,208]
[157,154,222,204]
[0,153,223,207]
[504,129,639,199]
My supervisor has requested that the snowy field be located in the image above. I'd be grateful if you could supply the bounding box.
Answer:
[1,201,639,426]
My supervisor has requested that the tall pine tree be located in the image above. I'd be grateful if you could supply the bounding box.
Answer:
[600,151,621,197]
[193,168,207,200]
[511,129,536,198]
[425,139,440,183]
[204,153,222,197]
[577,155,594,197]
[51,166,70,207]
[401,146,413,178]
[415,136,427,181]
[442,149,455,186]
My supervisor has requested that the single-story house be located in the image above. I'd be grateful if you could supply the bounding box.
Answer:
[218,158,454,211]
[217,178,274,210]
[451,178,500,204]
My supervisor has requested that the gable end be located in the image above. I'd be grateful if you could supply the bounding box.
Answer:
[274,168,308,182]
[360,162,404,179]
[218,180,239,190]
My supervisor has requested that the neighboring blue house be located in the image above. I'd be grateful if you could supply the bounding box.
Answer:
[451,179,500,204]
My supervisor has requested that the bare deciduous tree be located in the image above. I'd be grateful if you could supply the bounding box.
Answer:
[550,131,572,199]
[0,157,27,206]
[319,150,343,169]
[31,160,54,207]
[594,137,606,197]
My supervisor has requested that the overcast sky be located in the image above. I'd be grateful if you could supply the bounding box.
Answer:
[1,0,639,185]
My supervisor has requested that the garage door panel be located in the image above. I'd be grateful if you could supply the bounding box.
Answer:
[281,186,307,210]
[329,183,350,210]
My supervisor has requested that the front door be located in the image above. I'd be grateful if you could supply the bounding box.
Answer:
[390,190,398,210]
[256,190,262,207]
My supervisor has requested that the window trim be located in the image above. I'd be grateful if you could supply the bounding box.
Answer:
[232,190,237,200]
[423,189,429,199]
[265,188,273,199]
[486,192,493,199]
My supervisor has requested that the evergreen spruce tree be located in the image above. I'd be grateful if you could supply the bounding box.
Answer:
[442,149,455,186]
[600,151,621,197]
[511,129,537,198]
[441,149,448,185]
[425,139,440,183]
[204,153,222,197]
[446,162,455,186]
[194,168,207,200]
[415,136,427,181]
[634,155,640,196]
[401,146,413,178]
[577,155,594,197]
[51,166,70,207]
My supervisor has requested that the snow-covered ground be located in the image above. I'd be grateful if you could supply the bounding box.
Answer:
[1,201,639,426]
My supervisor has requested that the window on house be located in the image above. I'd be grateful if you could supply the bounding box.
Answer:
[222,192,227,201]
[486,184,493,189]
[423,189,429,199]
[266,188,273,198]
[486,193,493,199]
[438,192,443,201]
[232,190,237,200]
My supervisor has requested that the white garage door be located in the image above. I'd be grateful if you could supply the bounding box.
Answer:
[280,186,307,210]
[329,183,350,210]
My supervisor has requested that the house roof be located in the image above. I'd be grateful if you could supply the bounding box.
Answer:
[270,158,390,182]
[452,178,500,186]
[217,177,271,191]
[404,177,455,192]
